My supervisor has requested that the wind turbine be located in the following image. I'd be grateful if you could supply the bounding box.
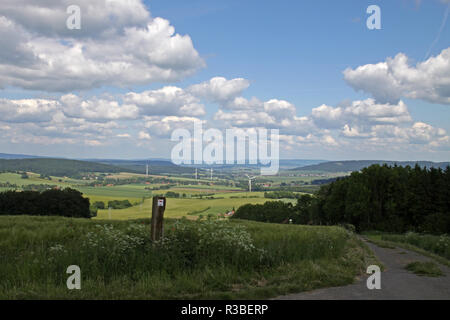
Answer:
[245,174,257,192]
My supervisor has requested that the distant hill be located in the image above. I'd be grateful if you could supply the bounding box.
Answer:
[279,159,326,169]
[95,159,194,175]
[293,160,450,172]
[0,153,193,175]
[180,159,326,170]
[0,158,134,177]
[0,153,43,159]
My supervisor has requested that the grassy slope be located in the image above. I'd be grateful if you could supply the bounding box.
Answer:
[0,216,376,299]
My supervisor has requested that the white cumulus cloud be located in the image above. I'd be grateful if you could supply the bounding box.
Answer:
[188,77,250,102]
[343,48,450,105]
[125,86,206,117]
[0,1,204,91]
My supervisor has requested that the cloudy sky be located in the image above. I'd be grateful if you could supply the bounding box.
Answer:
[0,0,449,161]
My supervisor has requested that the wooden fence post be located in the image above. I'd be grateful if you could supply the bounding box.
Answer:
[151,196,166,241]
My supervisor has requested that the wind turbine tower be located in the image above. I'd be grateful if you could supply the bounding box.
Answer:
[245,174,257,193]
[210,168,213,180]
[195,168,198,180]
[146,163,149,177]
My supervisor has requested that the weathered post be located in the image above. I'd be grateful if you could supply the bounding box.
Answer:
[151,196,166,241]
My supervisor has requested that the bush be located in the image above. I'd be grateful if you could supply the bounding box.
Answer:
[92,201,105,210]
[232,201,294,224]
[107,200,132,209]
[338,223,356,233]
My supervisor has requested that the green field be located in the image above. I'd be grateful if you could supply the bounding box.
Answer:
[79,185,151,203]
[0,172,88,188]
[0,215,376,299]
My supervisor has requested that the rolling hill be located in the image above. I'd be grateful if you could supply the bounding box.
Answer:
[0,153,42,159]
[0,158,133,177]
[94,159,195,175]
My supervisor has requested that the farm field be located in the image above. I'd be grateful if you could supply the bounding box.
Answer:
[0,171,303,220]
[0,215,376,299]
[78,185,151,203]
[0,172,89,189]
[94,193,274,220]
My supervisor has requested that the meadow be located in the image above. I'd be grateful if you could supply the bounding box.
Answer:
[0,168,383,299]
[0,215,377,299]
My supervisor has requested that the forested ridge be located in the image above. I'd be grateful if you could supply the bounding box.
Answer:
[0,158,130,177]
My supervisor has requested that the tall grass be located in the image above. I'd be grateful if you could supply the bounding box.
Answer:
[0,215,373,299]
[381,232,450,260]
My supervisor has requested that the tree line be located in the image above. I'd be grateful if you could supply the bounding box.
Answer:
[0,188,93,218]
[234,165,450,234]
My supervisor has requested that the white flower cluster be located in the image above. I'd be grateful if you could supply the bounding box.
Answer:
[168,218,266,260]
[49,244,67,253]
[82,224,147,256]
[437,235,450,250]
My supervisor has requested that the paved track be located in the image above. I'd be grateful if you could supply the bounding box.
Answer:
[274,239,450,300]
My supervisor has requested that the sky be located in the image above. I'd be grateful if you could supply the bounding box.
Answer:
[0,0,449,161]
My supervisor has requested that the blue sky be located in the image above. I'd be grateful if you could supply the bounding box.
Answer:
[149,0,449,118]
[0,0,449,161]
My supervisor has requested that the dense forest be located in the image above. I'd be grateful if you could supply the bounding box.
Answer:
[0,158,128,177]
[234,164,450,234]
[0,188,92,218]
